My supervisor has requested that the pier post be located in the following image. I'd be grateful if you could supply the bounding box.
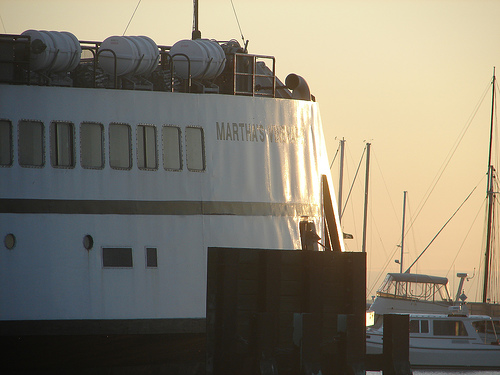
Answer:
[382,314,412,375]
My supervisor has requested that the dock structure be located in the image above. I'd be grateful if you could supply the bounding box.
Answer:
[2,247,411,374]
[206,247,367,375]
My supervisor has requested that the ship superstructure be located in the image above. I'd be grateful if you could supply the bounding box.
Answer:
[0,25,351,373]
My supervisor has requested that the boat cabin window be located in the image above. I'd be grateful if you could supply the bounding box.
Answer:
[162,125,182,171]
[80,122,104,169]
[109,123,132,169]
[377,274,450,302]
[185,127,205,171]
[495,320,500,334]
[421,319,429,333]
[409,319,429,334]
[18,120,44,167]
[0,120,12,166]
[409,320,418,333]
[433,320,468,336]
[50,121,75,168]
[472,320,499,343]
[137,125,157,170]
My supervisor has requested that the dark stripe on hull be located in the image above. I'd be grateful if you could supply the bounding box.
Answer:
[1,318,206,374]
[0,317,205,335]
[0,198,319,216]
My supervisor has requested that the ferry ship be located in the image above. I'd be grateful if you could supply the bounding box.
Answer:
[0,10,348,374]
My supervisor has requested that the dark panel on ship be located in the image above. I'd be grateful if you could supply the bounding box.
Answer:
[206,248,366,375]
[0,34,30,84]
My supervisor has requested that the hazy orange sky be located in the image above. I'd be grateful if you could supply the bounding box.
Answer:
[3,0,500,301]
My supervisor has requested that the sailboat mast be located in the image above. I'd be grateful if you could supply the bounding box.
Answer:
[400,191,407,274]
[362,142,371,253]
[338,138,345,222]
[482,69,496,303]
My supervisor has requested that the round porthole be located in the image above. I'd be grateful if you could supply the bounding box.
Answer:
[83,235,94,250]
[4,233,16,250]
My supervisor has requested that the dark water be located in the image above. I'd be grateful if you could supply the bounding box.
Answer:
[368,372,500,375]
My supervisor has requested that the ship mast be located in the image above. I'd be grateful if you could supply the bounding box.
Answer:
[192,0,201,39]
[482,68,496,303]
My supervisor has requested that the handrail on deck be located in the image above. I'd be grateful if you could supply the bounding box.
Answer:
[233,53,275,97]
[1,34,280,98]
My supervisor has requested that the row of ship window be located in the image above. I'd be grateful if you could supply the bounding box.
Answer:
[410,319,469,336]
[0,119,206,171]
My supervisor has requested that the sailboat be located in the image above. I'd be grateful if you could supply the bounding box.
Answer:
[468,70,500,317]
[368,190,464,317]
[370,71,500,317]
[367,71,500,369]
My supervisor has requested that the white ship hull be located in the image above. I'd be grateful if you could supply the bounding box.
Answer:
[1,84,337,322]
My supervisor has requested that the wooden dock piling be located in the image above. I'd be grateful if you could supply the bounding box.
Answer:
[206,247,367,375]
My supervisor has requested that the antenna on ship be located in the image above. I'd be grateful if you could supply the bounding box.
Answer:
[123,0,142,36]
[192,0,201,39]
[230,0,248,52]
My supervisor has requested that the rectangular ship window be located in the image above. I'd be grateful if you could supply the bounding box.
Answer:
[433,320,468,336]
[19,120,44,167]
[81,122,104,169]
[109,123,131,169]
[50,121,75,167]
[420,320,429,333]
[137,125,157,170]
[185,127,205,171]
[102,247,133,268]
[409,320,419,333]
[162,125,182,170]
[0,120,12,166]
[146,247,158,268]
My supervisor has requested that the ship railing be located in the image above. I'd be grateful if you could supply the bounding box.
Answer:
[233,53,276,97]
[80,41,106,88]
[161,51,194,93]
[81,40,151,90]
[1,34,279,98]
[376,291,420,302]
[78,43,203,93]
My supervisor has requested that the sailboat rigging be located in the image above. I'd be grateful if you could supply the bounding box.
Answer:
[481,69,498,304]
[369,70,500,318]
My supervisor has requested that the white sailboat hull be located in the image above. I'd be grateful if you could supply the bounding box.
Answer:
[367,338,500,369]
[367,313,500,369]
